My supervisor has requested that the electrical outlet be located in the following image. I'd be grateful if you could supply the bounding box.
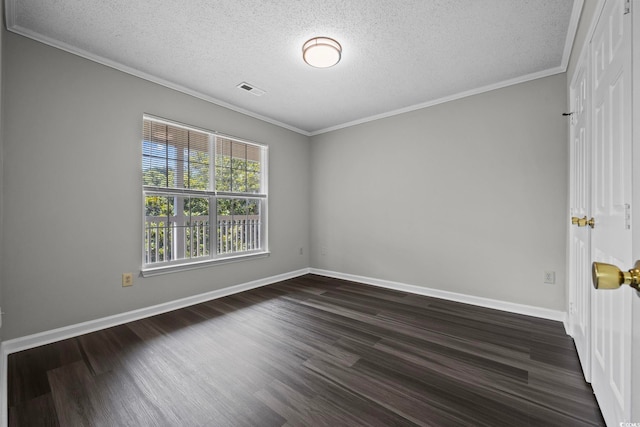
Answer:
[122,273,133,287]
[321,246,327,256]
[299,247,303,255]
[544,271,556,284]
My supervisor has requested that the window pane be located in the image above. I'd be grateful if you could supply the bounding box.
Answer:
[232,198,247,217]
[246,200,261,251]
[142,121,170,187]
[216,138,232,167]
[246,144,261,164]
[247,159,260,173]
[216,138,232,191]
[245,145,262,193]
[185,197,210,259]
[216,165,231,192]
[144,195,176,264]
[217,198,261,255]
[232,165,247,193]
[144,220,173,263]
[143,117,266,268]
[187,132,210,190]
[214,136,263,193]
[247,199,260,216]
[217,198,232,217]
[142,157,169,187]
[184,196,209,217]
[145,195,175,218]
[143,119,211,190]
[246,163,261,193]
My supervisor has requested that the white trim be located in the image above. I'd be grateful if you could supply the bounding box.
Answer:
[561,0,586,71]
[143,113,268,148]
[1,267,571,426]
[310,268,567,322]
[141,252,271,277]
[4,0,15,29]
[567,0,607,86]
[0,268,570,353]
[141,115,270,274]
[308,67,566,136]
[6,3,585,138]
[0,343,5,427]
[1,268,310,356]
[4,25,311,137]
[0,0,5,420]
[309,0,586,136]
[0,268,312,427]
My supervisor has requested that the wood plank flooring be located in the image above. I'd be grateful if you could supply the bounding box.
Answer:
[8,274,605,426]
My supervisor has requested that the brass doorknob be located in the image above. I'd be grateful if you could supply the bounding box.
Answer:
[571,216,595,228]
[592,261,640,291]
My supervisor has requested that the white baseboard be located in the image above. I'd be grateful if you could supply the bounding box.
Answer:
[1,268,568,357]
[1,266,568,427]
[1,268,311,356]
[310,268,567,323]
[0,344,4,427]
[0,267,311,427]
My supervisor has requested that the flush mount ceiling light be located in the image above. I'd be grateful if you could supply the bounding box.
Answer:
[302,37,342,68]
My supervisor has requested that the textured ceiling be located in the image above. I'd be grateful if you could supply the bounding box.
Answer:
[6,0,582,135]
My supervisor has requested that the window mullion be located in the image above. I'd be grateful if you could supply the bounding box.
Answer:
[143,116,267,270]
[244,143,248,193]
[210,135,216,193]
[210,135,217,259]
[175,136,186,260]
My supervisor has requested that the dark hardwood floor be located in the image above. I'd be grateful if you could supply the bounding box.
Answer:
[8,274,604,426]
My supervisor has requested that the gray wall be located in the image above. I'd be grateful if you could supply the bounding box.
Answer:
[2,24,572,339]
[1,32,311,339]
[310,74,568,311]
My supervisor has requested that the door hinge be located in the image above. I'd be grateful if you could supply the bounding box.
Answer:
[625,0,631,15]
[625,203,631,229]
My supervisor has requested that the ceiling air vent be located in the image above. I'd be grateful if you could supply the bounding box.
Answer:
[236,82,266,97]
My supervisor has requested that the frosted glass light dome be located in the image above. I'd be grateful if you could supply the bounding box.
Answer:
[303,37,342,68]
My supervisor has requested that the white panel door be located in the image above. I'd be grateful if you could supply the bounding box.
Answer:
[590,0,633,424]
[569,51,592,382]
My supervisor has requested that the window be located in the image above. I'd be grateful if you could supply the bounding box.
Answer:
[142,116,268,273]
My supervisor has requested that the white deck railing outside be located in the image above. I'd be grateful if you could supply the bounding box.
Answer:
[144,215,261,264]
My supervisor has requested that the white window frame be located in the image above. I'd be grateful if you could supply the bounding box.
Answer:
[141,115,268,276]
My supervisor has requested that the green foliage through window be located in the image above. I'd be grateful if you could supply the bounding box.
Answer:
[142,117,267,267]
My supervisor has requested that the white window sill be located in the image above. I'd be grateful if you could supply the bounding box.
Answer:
[141,252,270,277]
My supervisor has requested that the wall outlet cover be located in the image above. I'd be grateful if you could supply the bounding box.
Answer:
[122,273,134,287]
[544,271,556,284]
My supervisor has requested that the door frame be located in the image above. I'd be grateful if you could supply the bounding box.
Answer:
[630,0,640,420]
[568,44,592,382]
[567,0,639,421]
[566,0,605,381]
